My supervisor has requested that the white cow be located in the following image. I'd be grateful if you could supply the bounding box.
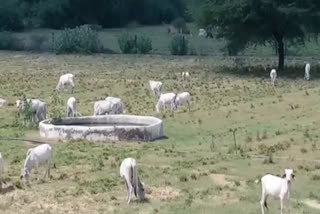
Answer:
[149,80,163,97]
[198,28,207,37]
[16,99,47,123]
[175,92,191,111]
[0,152,4,183]
[260,169,295,214]
[94,99,125,116]
[270,69,277,87]
[156,93,177,113]
[105,96,126,114]
[182,72,190,82]
[21,144,52,184]
[0,98,7,108]
[120,158,146,204]
[67,97,77,117]
[304,63,310,81]
[56,73,75,93]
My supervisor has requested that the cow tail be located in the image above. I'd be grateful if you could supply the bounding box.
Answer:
[131,164,138,197]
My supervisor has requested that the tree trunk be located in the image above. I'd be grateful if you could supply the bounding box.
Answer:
[277,38,284,71]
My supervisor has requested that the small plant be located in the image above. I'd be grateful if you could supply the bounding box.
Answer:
[210,134,215,152]
[300,147,308,154]
[256,130,261,141]
[275,130,282,136]
[136,35,152,54]
[262,130,268,140]
[49,93,64,123]
[55,26,102,54]
[245,135,253,143]
[170,35,189,55]
[118,33,137,54]
[304,128,310,138]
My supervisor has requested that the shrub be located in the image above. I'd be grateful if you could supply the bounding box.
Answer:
[118,33,137,54]
[27,35,48,51]
[136,36,152,54]
[118,33,152,54]
[170,35,188,55]
[0,32,23,50]
[55,26,102,54]
[49,93,64,123]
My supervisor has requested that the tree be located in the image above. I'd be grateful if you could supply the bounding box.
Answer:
[196,0,320,71]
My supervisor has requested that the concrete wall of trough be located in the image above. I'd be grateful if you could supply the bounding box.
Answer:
[39,115,163,142]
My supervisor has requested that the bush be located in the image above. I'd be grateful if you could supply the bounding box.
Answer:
[170,35,188,55]
[137,36,152,54]
[55,26,102,54]
[118,33,137,54]
[49,93,64,123]
[27,35,48,51]
[118,33,152,54]
[0,32,23,50]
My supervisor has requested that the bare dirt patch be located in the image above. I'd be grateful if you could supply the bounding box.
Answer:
[303,199,320,210]
[147,186,180,201]
[210,174,233,187]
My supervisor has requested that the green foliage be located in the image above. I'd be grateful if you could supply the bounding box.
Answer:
[49,93,64,123]
[118,33,137,54]
[196,0,320,70]
[0,0,24,31]
[118,33,152,54]
[55,26,102,54]
[27,35,48,51]
[17,95,35,129]
[136,35,152,54]
[170,35,189,55]
[0,32,23,50]
[0,0,186,30]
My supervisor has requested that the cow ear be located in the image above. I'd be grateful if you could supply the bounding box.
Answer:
[282,174,286,178]
[292,174,295,179]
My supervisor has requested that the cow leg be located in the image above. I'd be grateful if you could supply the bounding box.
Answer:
[280,197,284,214]
[128,185,133,204]
[187,101,191,112]
[44,159,51,179]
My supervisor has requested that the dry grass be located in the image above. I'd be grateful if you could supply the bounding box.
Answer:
[0,52,319,213]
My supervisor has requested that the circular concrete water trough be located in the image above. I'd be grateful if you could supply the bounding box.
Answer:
[39,115,163,142]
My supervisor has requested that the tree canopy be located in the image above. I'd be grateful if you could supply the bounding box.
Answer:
[0,0,187,30]
[197,0,320,71]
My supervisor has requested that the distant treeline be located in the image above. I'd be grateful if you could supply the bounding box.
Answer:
[0,0,188,31]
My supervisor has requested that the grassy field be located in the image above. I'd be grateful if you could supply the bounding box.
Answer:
[12,24,320,57]
[0,52,320,214]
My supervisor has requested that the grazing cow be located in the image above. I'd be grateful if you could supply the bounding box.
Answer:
[21,144,52,184]
[175,92,191,111]
[260,169,295,214]
[16,99,47,123]
[149,80,163,97]
[120,158,146,204]
[0,99,7,108]
[304,63,311,81]
[198,29,207,37]
[56,73,75,93]
[0,152,4,183]
[270,69,277,87]
[182,72,190,82]
[67,97,77,117]
[156,93,177,113]
[105,96,126,114]
[94,99,125,116]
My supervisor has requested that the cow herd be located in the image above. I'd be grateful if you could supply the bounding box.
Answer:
[0,62,314,213]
